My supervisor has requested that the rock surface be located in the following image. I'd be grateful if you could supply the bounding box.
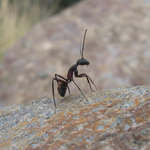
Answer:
[0,0,150,106]
[0,84,150,149]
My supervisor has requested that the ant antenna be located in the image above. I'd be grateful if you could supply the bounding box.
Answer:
[80,29,87,58]
[79,37,82,58]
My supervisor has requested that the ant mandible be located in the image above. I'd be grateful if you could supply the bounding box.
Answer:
[52,29,97,113]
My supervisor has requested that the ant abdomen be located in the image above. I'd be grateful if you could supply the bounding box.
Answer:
[57,81,67,97]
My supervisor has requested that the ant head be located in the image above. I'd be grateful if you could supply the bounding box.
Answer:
[77,29,89,66]
[77,58,89,66]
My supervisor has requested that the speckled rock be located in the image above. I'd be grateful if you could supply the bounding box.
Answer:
[0,84,150,150]
[1,0,150,107]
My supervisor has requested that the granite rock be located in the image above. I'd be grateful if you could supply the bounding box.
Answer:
[0,84,150,149]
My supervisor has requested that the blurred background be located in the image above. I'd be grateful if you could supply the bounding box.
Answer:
[0,0,150,107]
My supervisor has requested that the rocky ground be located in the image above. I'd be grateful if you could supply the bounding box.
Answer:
[0,84,150,149]
[0,0,150,106]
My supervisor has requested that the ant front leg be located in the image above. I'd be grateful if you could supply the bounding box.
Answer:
[74,70,97,91]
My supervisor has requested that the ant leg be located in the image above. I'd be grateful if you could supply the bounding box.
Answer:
[52,77,69,113]
[85,75,93,91]
[67,85,71,95]
[72,79,88,102]
[55,74,68,81]
[86,75,98,90]
[75,73,97,91]
[52,78,57,114]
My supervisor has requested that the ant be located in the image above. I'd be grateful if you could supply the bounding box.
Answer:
[52,29,97,113]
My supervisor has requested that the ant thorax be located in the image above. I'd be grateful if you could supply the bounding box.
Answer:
[67,64,77,80]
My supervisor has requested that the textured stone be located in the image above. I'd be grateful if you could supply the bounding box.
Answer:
[0,84,150,149]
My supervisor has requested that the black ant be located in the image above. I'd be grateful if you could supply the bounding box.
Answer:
[52,29,97,113]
